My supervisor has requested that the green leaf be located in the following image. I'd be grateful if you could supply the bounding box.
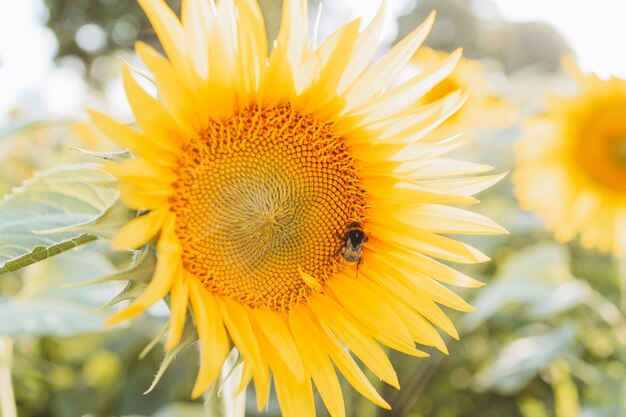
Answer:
[0,248,122,336]
[144,326,197,394]
[73,147,133,163]
[87,245,157,313]
[0,164,119,275]
[99,280,147,312]
[139,323,169,360]
[38,197,137,239]
[473,323,577,395]
[65,246,156,288]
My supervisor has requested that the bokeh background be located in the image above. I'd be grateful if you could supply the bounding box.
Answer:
[1,0,626,416]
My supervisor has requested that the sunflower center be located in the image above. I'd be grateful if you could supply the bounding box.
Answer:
[576,106,626,192]
[170,105,366,311]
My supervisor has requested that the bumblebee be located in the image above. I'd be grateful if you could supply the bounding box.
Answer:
[334,222,368,269]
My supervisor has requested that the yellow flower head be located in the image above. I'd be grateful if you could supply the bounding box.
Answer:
[515,58,626,255]
[411,47,515,142]
[89,1,504,415]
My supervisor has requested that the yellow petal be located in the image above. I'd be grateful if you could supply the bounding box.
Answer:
[236,362,253,395]
[300,305,391,409]
[338,98,445,139]
[123,66,194,147]
[367,222,490,264]
[180,0,212,79]
[349,139,465,166]
[220,298,270,409]
[189,280,230,398]
[326,274,414,349]
[369,203,507,235]
[136,41,207,132]
[376,91,468,142]
[360,267,459,343]
[258,0,307,105]
[336,0,386,93]
[88,109,177,165]
[426,173,507,197]
[110,208,169,250]
[252,309,305,382]
[407,158,495,179]
[372,240,485,288]
[298,266,322,291]
[118,184,171,211]
[346,49,462,125]
[203,0,239,117]
[164,270,189,351]
[366,251,474,313]
[363,176,478,205]
[107,214,181,324]
[236,0,268,96]
[290,306,346,417]
[296,19,361,116]
[105,158,176,187]
[342,11,435,110]
[266,342,316,417]
[275,0,308,70]
[137,0,188,73]
[248,323,272,410]
[308,295,399,388]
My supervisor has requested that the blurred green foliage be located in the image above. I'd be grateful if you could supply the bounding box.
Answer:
[43,0,179,86]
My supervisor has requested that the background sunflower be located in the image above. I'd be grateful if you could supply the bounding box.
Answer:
[515,59,626,256]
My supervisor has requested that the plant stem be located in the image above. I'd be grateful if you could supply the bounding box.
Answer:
[203,349,246,417]
[0,337,16,417]
[620,256,626,313]
[204,383,223,417]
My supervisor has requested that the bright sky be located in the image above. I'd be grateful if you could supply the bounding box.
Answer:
[1,0,625,125]
[494,0,626,79]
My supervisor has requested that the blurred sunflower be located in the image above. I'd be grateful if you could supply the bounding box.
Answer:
[515,58,626,255]
[89,0,504,415]
[410,46,514,142]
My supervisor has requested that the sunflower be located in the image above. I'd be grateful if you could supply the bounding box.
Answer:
[515,58,626,256]
[89,0,504,415]
[410,46,514,142]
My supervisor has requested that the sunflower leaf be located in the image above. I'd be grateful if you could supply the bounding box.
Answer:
[139,322,170,360]
[97,280,147,312]
[144,325,197,395]
[61,246,156,289]
[35,197,137,239]
[72,147,133,163]
[0,164,118,275]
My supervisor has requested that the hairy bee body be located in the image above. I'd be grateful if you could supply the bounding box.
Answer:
[334,222,368,268]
